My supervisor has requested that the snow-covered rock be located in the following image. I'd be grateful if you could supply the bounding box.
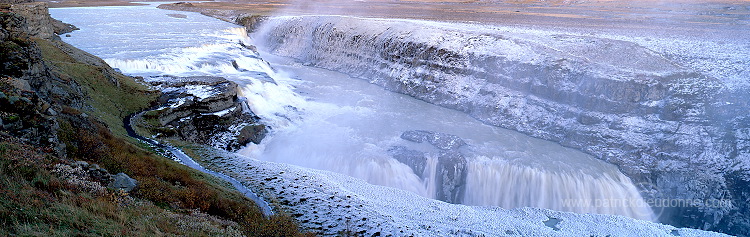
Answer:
[138,76,266,151]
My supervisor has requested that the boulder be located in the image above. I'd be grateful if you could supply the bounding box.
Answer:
[236,124,266,146]
[108,173,138,192]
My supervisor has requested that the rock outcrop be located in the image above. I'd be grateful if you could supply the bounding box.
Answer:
[390,130,468,204]
[0,8,65,155]
[2,4,142,203]
[157,2,266,32]
[400,130,467,150]
[1,4,295,236]
[8,2,77,39]
[254,16,749,234]
[139,76,266,151]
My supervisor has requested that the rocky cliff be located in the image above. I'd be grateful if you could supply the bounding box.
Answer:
[389,130,468,203]
[7,2,76,39]
[1,3,68,155]
[253,16,749,235]
[137,75,266,151]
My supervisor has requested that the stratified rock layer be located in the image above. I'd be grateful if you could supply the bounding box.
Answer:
[140,76,266,151]
[8,2,76,39]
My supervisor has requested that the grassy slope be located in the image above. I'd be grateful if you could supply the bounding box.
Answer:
[35,39,156,138]
[0,35,312,236]
[0,137,246,237]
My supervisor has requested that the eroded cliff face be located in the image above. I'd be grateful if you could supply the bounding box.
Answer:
[1,6,68,155]
[253,16,749,234]
[137,76,266,151]
[8,2,76,39]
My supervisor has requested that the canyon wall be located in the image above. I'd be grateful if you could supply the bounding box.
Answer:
[253,16,749,234]
[7,2,76,39]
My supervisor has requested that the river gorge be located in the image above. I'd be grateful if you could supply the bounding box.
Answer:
[49,2,748,236]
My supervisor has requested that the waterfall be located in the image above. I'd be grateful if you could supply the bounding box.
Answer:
[253,15,656,221]
[53,6,657,222]
[464,158,654,220]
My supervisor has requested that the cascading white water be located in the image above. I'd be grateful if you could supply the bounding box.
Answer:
[51,5,655,221]
[464,158,653,219]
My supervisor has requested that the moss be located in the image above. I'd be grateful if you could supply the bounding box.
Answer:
[26,37,313,236]
[34,39,158,138]
[2,112,311,236]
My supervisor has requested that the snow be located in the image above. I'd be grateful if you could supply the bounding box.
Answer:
[202,150,726,237]
[183,85,215,100]
[202,105,237,117]
[253,15,749,234]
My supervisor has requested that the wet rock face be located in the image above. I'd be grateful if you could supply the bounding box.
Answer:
[391,130,468,204]
[387,146,427,179]
[436,150,467,203]
[140,76,266,151]
[258,16,750,233]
